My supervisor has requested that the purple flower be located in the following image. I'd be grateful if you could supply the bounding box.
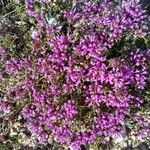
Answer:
[25,0,35,17]
[0,99,11,113]
[0,46,5,59]
[62,100,77,119]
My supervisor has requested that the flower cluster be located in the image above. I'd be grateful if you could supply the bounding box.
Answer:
[0,99,12,113]
[1,0,150,149]
[25,0,35,17]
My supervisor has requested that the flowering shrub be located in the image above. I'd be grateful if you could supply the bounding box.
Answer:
[1,0,150,149]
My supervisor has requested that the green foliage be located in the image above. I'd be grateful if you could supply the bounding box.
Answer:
[0,143,10,150]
